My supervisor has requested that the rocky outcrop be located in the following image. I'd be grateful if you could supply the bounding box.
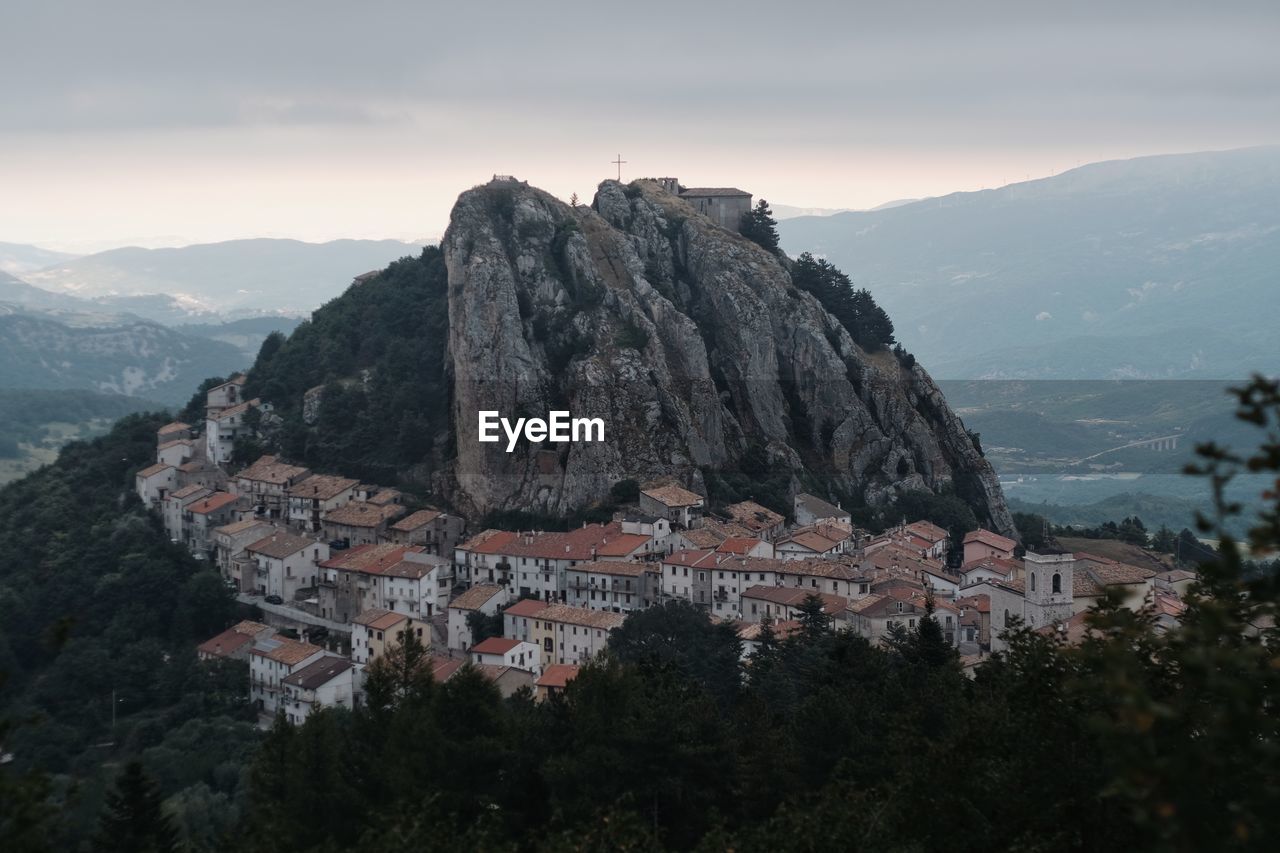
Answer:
[441,178,1015,535]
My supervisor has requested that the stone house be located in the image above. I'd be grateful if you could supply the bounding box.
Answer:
[249,635,326,714]
[639,483,704,528]
[350,607,430,667]
[529,603,625,666]
[287,474,358,533]
[234,455,311,521]
[470,637,541,675]
[447,584,508,651]
[245,531,328,600]
[385,508,466,557]
[564,559,657,613]
[281,656,355,724]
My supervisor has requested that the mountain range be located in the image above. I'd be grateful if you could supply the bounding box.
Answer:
[18,236,423,320]
[778,146,1280,379]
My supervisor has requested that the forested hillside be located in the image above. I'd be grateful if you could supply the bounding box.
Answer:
[240,247,450,487]
[0,413,255,847]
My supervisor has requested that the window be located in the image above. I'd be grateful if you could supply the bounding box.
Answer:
[1004,609,1011,627]
[1052,573,1062,594]
[1030,573,1036,592]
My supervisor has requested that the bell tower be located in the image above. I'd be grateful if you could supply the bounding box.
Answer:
[1023,551,1074,628]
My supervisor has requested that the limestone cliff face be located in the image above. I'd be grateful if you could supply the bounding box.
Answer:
[441,178,1015,535]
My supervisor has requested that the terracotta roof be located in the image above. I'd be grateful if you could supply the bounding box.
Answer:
[137,462,172,479]
[779,529,843,553]
[735,619,802,642]
[198,627,255,658]
[961,556,1023,578]
[250,636,323,666]
[504,598,550,618]
[390,508,444,531]
[353,607,409,631]
[169,484,208,501]
[717,537,764,555]
[238,455,309,485]
[427,655,466,682]
[1156,569,1198,583]
[381,557,442,580]
[566,559,654,578]
[679,528,725,549]
[905,520,949,544]
[322,501,404,528]
[723,501,784,533]
[457,528,518,553]
[449,584,505,611]
[535,603,626,630]
[680,187,750,198]
[215,518,275,537]
[536,663,580,689]
[320,543,416,574]
[287,474,358,500]
[246,531,318,560]
[641,483,703,508]
[157,439,193,451]
[187,492,239,515]
[456,523,648,562]
[777,557,860,581]
[742,585,847,613]
[367,488,402,506]
[157,421,190,435]
[471,637,523,655]
[213,397,262,421]
[282,655,352,689]
[963,528,1017,552]
[1089,562,1156,585]
[956,594,990,613]
[1152,590,1188,618]
[663,549,722,569]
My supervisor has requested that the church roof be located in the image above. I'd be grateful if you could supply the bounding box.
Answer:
[679,187,750,198]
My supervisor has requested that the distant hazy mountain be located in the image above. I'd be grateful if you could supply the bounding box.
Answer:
[778,146,1280,378]
[771,204,856,220]
[24,237,424,317]
[0,304,245,403]
[0,242,79,276]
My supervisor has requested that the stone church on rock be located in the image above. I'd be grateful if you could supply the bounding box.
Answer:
[656,178,752,232]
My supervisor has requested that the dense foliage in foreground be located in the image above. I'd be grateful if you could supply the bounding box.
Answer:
[0,413,253,848]
[2,380,1278,852]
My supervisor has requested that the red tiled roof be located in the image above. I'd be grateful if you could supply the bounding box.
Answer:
[449,584,505,611]
[471,637,522,655]
[641,483,703,507]
[197,628,254,658]
[390,508,444,531]
[137,462,172,479]
[963,528,1017,552]
[187,492,239,515]
[320,543,417,575]
[717,537,763,555]
[536,664,581,689]
[504,598,550,618]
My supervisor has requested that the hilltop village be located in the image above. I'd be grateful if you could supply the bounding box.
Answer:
[137,374,1195,724]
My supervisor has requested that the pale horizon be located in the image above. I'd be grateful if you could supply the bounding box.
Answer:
[5,1,1278,254]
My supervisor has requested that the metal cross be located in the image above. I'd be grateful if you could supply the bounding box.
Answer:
[612,154,627,181]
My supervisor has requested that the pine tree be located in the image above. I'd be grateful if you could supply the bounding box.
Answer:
[740,198,781,255]
[796,593,832,640]
[93,761,179,853]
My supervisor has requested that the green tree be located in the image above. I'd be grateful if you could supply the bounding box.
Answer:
[795,593,832,640]
[92,761,179,853]
[739,198,781,255]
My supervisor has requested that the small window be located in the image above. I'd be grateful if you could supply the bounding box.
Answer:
[1030,573,1036,592]
[1052,573,1062,594]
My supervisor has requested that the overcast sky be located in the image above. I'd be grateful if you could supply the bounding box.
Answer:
[3,1,1278,252]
